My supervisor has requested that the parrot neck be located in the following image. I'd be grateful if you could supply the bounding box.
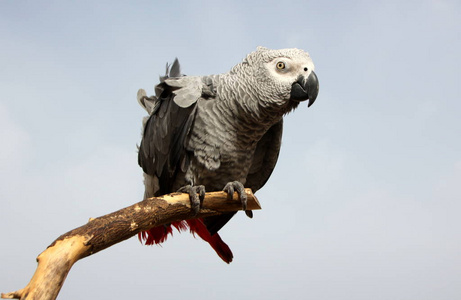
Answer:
[218,73,295,128]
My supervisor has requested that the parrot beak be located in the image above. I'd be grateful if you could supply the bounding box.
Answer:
[290,71,319,107]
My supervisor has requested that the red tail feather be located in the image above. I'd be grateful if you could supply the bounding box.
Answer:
[138,219,233,263]
[186,219,233,263]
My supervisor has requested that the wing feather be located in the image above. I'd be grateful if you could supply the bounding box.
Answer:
[246,119,283,192]
[138,60,203,196]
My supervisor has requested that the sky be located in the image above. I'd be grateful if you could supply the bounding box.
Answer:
[1,0,460,299]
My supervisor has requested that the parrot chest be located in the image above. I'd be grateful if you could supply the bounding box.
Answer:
[182,97,272,190]
[185,122,263,190]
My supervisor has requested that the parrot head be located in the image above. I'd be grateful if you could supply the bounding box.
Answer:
[239,47,319,110]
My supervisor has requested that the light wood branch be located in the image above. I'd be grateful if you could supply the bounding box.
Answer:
[1,189,260,300]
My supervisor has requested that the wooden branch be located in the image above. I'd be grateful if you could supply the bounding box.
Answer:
[1,189,260,300]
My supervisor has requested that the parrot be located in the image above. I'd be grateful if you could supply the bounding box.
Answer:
[136,46,319,263]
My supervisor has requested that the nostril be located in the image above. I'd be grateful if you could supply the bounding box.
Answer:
[304,67,308,71]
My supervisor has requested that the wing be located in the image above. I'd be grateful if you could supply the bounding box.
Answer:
[138,60,203,196]
[138,94,197,196]
[246,119,283,192]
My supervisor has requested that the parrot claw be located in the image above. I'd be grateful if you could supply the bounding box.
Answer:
[177,185,205,215]
[245,210,253,218]
[223,181,252,218]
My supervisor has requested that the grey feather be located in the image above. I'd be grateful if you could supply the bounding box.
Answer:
[164,77,203,108]
[169,58,181,78]
[246,119,283,191]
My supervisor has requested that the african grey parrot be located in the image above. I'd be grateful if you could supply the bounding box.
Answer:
[137,47,319,263]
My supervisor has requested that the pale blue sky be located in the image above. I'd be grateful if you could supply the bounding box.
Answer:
[1,1,460,299]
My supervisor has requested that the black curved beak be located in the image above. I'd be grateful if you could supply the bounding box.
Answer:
[290,71,319,107]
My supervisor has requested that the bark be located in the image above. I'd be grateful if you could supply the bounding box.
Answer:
[1,189,260,300]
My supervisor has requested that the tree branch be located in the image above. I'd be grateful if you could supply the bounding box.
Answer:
[1,189,260,300]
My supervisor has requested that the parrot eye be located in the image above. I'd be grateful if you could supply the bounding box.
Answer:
[276,62,286,70]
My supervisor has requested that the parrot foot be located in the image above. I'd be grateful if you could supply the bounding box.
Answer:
[177,185,205,215]
[223,181,253,218]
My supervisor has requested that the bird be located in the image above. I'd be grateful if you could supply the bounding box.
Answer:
[136,47,319,263]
